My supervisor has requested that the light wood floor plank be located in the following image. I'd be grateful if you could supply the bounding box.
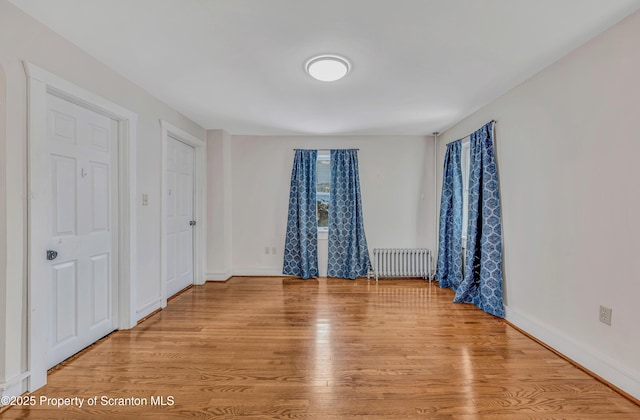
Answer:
[3,277,638,419]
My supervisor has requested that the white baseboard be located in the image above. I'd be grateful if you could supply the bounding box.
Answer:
[505,306,640,400]
[232,267,285,277]
[206,270,232,281]
[1,371,29,398]
[135,298,162,322]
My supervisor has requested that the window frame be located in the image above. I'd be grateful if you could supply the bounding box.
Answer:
[316,151,330,234]
[461,139,470,249]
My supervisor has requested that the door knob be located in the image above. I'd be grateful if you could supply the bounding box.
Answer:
[47,250,58,261]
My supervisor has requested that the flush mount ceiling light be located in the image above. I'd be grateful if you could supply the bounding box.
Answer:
[305,54,351,82]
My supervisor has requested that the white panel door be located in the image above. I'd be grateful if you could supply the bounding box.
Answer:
[166,137,195,297]
[39,93,117,368]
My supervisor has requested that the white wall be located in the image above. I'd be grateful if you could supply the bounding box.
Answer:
[436,10,640,399]
[0,0,205,396]
[0,63,7,385]
[231,135,435,276]
[206,129,233,280]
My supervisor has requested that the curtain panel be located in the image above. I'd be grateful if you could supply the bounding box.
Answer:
[327,149,372,279]
[282,149,319,279]
[454,122,504,317]
[436,140,464,290]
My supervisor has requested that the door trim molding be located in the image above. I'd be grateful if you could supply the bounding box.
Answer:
[160,120,206,308]
[24,62,138,391]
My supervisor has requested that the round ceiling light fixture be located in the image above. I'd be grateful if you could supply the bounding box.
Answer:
[305,54,351,82]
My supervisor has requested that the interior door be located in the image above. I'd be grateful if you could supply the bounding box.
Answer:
[166,136,195,297]
[40,93,118,368]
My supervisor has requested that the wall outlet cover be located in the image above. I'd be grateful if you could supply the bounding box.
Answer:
[599,305,612,326]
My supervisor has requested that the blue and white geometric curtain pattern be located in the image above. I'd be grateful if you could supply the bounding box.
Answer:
[283,149,319,279]
[454,122,504,317]
[436,140,464,290]
[327,149,372,279]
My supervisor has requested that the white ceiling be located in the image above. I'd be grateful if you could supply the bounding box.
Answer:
[9,0,640,135]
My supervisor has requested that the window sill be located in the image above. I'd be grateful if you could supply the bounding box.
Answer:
[318,228,328,240]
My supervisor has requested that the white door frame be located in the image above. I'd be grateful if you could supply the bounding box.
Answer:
[160,120,206,307]
[25,63,137,391]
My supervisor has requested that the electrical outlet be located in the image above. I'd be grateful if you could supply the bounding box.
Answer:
[264,247,270,255]
[142,194,149,206]
[271,247,276,255]
[599,305,612,326]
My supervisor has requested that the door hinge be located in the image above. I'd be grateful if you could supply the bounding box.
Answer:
[189,220,196,226]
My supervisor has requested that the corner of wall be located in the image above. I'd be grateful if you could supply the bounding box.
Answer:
[0,61,7,386]
[206,129,233,279]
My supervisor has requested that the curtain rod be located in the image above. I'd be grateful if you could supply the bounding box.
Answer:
[446,120,497,144]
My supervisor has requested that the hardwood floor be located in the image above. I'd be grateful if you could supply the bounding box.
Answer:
[3,277,639,419]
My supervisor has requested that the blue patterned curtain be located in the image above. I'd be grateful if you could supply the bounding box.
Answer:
[327,149,372,279]
[454,122,504,318]
[283,150,318,279]
[436,140,464,290]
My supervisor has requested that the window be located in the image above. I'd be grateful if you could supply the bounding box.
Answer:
[316,152,330,229]
[461,140,470,248]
